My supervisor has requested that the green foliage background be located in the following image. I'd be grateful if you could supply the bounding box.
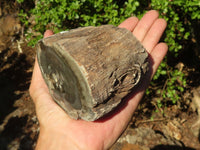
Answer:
[17,0,200,110]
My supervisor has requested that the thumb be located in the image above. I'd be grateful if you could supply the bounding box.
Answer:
[44,30,54,38]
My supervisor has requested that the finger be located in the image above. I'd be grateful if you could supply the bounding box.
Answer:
[142,18,167,52]
[150,42,168,78]
[133,10,159,42]
[118,17,139,31]
[44,30,54,38]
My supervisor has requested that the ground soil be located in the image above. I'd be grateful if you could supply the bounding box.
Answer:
[0,2,200,150]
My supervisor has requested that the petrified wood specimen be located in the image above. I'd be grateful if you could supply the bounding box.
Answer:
[37,25,149,121]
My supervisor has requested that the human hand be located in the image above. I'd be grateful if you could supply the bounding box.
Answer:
[29,10,168,150]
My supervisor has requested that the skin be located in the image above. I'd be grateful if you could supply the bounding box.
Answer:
[29,10,168,150]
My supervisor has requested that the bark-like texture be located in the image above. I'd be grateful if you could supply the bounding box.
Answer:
[37,25,149,121]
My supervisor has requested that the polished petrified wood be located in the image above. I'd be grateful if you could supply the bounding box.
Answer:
[37,25,149,121]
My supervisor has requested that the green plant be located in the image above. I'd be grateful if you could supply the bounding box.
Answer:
[17,0,142,46]
[149,0,199,109]
[16,0,24,3]
[151,0,200,55]
[161,69,186,104]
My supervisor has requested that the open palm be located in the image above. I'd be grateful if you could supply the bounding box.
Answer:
[29,10,168,150]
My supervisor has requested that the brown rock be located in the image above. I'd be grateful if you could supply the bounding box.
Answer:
[0,15,21,36]
[37,25,149,121]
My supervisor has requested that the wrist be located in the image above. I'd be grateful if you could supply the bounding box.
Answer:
[35,127,81,150]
